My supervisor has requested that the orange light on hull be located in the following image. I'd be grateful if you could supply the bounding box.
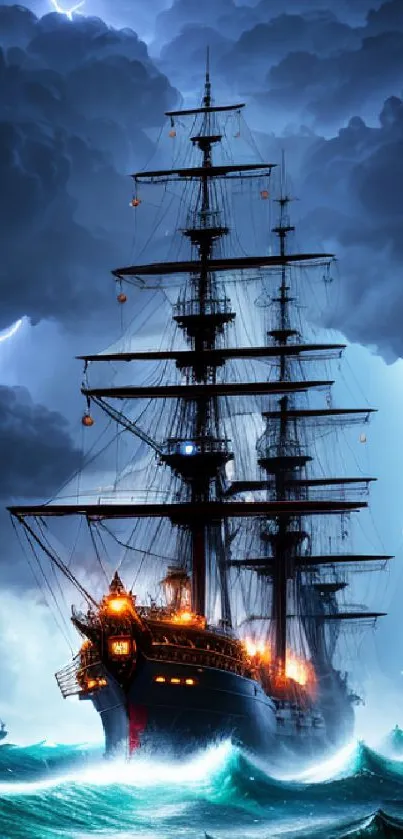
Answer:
[85,677,107,691]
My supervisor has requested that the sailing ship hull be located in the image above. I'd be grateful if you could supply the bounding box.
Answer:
[83,656,354,759]
[85,657,277,756]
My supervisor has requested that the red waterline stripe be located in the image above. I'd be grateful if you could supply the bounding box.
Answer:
[129,704,148,753]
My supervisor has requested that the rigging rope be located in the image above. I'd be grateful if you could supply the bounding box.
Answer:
[15,516,98,609]
[11,517,74,653]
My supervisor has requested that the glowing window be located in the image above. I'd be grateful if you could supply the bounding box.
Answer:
[109,637,131,657]
[170,677,181,684]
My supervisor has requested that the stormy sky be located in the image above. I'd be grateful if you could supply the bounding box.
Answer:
[0,0,402,744]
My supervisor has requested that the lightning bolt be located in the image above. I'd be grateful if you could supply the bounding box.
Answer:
[0,319,23,344]
[50,0,85,21]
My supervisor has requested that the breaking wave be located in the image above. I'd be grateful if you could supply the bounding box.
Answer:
[1,730,403,838]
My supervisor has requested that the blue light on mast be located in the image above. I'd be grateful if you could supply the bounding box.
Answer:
[180,442,196,456]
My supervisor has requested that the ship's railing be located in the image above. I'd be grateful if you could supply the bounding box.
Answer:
[147,622,252,676]
[161,437,232,457]
[149,643,252,678]
[55,654,106,698]
[138,605,235,638]
[173,298,232,318]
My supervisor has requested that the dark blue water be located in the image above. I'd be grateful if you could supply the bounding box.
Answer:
[1,733,403,839]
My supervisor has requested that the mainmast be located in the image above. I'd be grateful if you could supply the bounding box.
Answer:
[185,48,222,617]
[164,51,237,617]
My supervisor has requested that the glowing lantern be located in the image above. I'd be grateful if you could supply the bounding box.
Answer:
[130,198,141,208]
[169,129,176,138]
[260,189,269,200]
[359,433,367,443]
[107,596,130,614]
[117,292,127,304]
[82,413,94,427]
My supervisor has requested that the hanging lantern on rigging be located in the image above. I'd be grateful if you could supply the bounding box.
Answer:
[117,277,127,304]
[130,197,141,208]
[82,412,94,427]
[359,433,367,443]
[82,394,94,427]
[169,117,176,138]
[260,189,269,200]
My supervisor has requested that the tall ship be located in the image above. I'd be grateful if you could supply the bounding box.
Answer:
[9,58,390,759]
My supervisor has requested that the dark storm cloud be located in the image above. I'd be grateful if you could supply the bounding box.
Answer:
[26,11,149,71]
[159,24,232,75]
[255,0,383,23]
[297,95,403,356]
[365,0,403,35]
[154,0,237,45]
[0,9,177,330]
[83,0,170,38]
[153,0,383,54]
[158,0,395,133]
[0,4,37,47]
[218,11,359,95]
[0,385,81,497]
[155,0,402,132]
[261,30,403,128]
